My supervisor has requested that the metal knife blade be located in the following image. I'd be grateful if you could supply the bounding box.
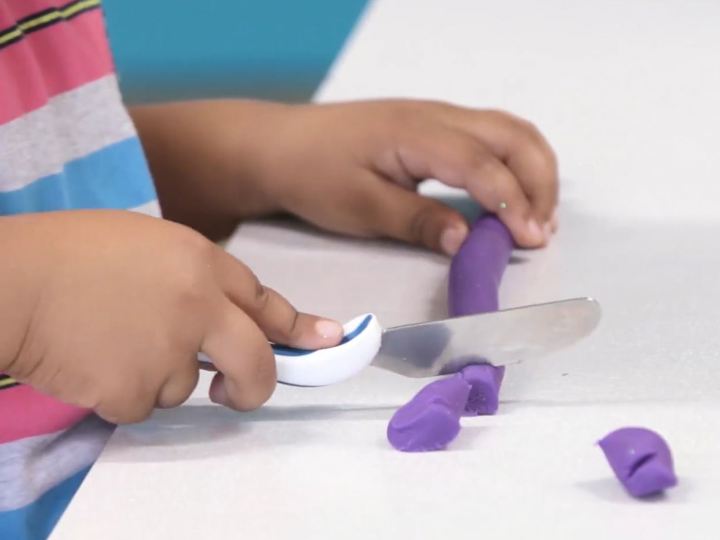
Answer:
[371,297,601,378]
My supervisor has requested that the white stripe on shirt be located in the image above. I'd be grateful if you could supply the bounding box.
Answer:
[0,75,136,192]
[0,415,113,512]
[130,198,162,218]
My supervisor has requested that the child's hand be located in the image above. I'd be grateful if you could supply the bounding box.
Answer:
[260,100,558,254]
[0,211,342,423]
[132,99,558,254]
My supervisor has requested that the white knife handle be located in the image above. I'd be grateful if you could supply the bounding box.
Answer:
[198,313,382,387]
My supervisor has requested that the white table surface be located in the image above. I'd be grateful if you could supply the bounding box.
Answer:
[53,1,720,538]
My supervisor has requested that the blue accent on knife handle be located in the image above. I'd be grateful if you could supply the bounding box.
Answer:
[198,313,383,387]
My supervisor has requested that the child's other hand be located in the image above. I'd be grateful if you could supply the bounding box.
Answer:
[0,211,342,423]
[260,100,558,255]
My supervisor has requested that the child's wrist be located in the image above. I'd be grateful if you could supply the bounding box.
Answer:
[0,216,43,374]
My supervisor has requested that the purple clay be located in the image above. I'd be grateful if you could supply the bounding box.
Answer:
[448,215,513,412]
[387,374,471,452]
[460,364,505,416]
[387,215,513,451]
[598,427,678,498]
[448,215,513,317]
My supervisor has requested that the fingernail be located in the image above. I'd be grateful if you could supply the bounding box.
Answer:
[315,319,343,340]
[440,226,467,256]
[527,219,544,244]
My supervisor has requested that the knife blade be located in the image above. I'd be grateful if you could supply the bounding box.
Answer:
[372,297,601,378]
[199,297,601,387]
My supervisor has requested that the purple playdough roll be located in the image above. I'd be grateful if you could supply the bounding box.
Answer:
[449,215,513,415]
[448,215,513,317]
[386,215,513,452]
[598,427,678,498]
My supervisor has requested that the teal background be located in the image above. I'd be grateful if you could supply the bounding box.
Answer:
[102,0,367,103]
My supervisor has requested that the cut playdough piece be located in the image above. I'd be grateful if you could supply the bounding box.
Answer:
[387,374,471,452]
[448,215,513,411]
[598,427,678,498]
[460,364,505,416]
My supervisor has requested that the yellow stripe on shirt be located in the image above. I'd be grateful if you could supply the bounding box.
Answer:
[0,0,101,48]
[61,0,102,20]
[0,377,18,390]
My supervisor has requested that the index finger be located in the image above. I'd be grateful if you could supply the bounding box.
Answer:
[202,297,276,410]
[211,246,343,349]
[444,107,559,224]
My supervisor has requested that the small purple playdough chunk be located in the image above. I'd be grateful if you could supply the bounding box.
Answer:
[387,374,471,452]
[598,427,678,498]
[460,364,505,416]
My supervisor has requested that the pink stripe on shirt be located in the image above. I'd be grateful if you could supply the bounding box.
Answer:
[0,385,90,444]
[0,9,113,124]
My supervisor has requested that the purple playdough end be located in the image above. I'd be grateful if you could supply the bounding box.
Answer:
[387,374,471,452]
[460,364,505,415]
[598,427,678,498]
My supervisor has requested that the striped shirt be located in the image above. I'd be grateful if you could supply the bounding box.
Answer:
[0,1,160,538]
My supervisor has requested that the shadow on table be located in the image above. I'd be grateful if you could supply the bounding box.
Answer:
[499,397,690,409]
[102,403,397,462]
[575,477,689,504]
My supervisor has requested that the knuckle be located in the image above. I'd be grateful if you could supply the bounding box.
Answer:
[159,367,198,409]
[392,98,449,125]
[522,138,559,183]
[99,389,155,424]
[224,340,277,411]
[251,278,270,311]
[411,98,450,112]
[489,109,548,144]
[169,235,215,304]
[518,118,544,141]
[257,343,278,382]
[519,124,549,156]
[248,347,278,407]
[391,100,426,127]
[485,108,515,124]
[504,114,557,168]
[447,140,486,173]
[241,379,276,411]
[283,306,301,341]
[225,372,276,412]
[473,154,504,181]
[120,408,153,424]
[341,191,382,237]
[178,227,214,261]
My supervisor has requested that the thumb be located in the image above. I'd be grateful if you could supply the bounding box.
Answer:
[364,179,469,256]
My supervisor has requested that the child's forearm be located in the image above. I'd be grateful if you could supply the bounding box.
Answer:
[129,100,290,239]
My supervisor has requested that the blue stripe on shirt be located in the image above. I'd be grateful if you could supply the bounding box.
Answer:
[0,137,156,214]
[0,466,90,540]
